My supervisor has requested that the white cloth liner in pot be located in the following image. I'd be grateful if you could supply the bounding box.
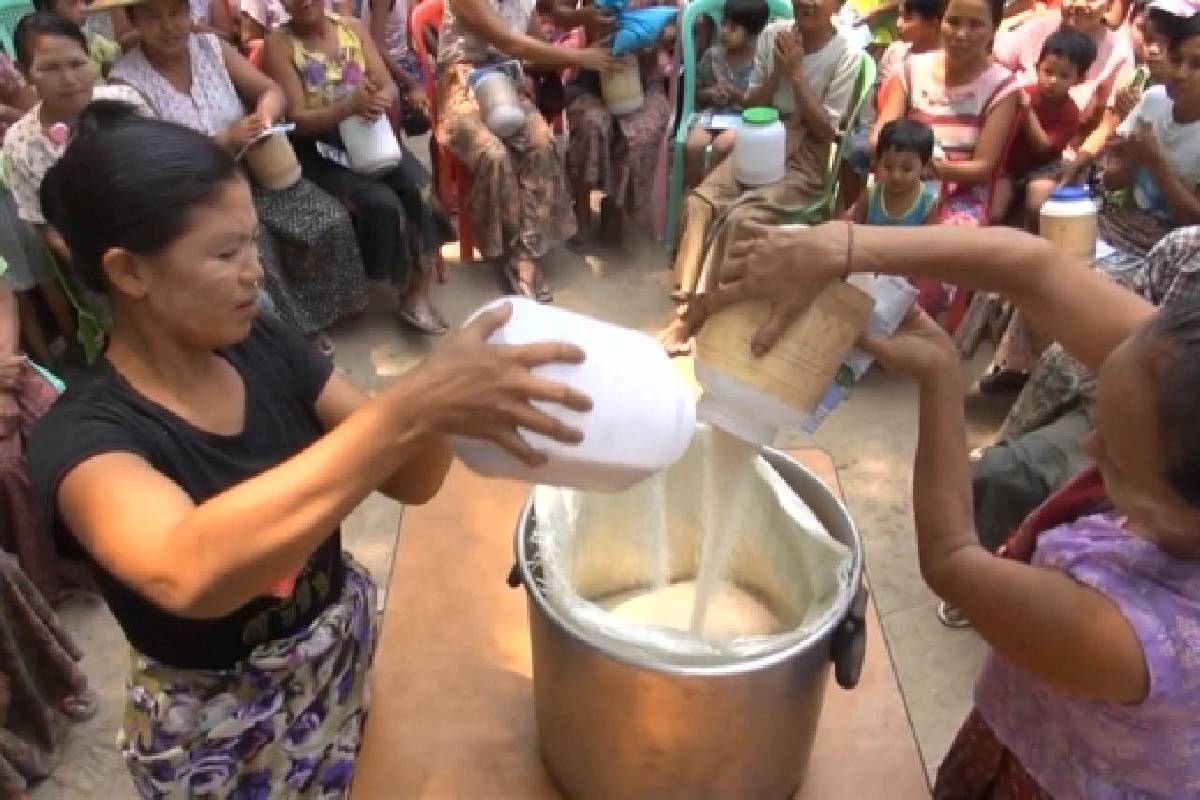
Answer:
[532,425,853,667]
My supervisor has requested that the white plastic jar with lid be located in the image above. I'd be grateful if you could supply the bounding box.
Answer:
[694,275,874,445]
[1039,185,1099,260]
[453,297,696,491]
[733,106,787,188]
[472,71,528,138]
[338,115,403,174]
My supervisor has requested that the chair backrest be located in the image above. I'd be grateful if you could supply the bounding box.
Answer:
[0,0,33,60]
[821,51,876,214]
[409,0,443,68]
[676,0,793,130]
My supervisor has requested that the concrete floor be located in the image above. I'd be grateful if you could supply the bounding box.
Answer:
[30,198,1013,799]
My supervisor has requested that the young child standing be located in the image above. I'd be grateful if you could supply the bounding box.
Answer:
[852,118,939,226]
[683,0,770,190]
[993,28,1097,225]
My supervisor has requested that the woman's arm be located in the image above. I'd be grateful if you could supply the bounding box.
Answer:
[265,29,358,134]
[932,91,1019,186]
[310,371,453,504]
[345,16,398,105]
[707,222,1155,369]
[786,60,838,143]
[448,0,616,71]
[239,13,268,48]
[860,312,1149,704]
[55,306,591,619]
[108,8,143,49]
[222,39,286,121]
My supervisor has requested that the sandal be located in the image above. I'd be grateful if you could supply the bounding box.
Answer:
[397,308,449,335]
[60,687,99,723]
[978,368,1029,395]
[937,601,972,629]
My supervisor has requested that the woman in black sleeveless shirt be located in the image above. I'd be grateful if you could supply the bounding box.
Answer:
[27,104,591,797]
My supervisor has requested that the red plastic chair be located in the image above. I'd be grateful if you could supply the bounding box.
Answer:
[410,0,478,264]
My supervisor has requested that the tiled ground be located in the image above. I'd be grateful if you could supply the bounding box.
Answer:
[30,174,1012,799]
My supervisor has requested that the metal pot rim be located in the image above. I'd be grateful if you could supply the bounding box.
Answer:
[514,446,865,678]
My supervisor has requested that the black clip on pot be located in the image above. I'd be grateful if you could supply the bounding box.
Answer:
[831,584,869,690]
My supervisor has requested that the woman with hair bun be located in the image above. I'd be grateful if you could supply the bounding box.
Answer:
[28,107,592,796]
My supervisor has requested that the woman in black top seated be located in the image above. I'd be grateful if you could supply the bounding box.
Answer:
[28,103,590,797]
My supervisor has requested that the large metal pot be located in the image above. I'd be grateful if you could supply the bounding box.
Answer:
[509,447,868,800]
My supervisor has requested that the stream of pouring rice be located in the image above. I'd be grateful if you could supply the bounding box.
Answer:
[602,427,784,640]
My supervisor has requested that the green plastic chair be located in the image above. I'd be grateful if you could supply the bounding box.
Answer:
[0,150,106,362]
[776,50,877,225]
[0,0,32,59]
[664,0,793,251]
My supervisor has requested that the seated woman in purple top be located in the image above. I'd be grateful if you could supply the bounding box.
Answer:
[683,220,1200,798]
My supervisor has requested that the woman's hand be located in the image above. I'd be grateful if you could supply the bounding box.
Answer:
[406,86,431,117]
[856,308,958,384]
[573,46,620,73]
[683,222,847,354]
[1113,85,1141,120]
[773,28,804,78]
[0,355,23,391]
[414,303,593,466]
[1112,120,1163,170]
[347,81,390,119]
[220,113,271,151]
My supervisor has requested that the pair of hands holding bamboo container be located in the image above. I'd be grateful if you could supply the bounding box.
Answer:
[680,221,957,383]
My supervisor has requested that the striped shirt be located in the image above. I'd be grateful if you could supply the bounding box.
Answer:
[897,51,1017,164]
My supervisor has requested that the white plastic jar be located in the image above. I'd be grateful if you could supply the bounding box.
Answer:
[453,297,696,491]
[1039,185,1099,260]
[472,71,528,138]
[733,107,787,188]
[600,55,644,116]
[338,115,403,174]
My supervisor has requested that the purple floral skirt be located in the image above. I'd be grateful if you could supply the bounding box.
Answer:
[118,555,378,798]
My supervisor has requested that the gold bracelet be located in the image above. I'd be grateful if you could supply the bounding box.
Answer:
[843,220,855,280]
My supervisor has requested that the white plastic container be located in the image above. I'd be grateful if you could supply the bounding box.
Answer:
[453,297,696,492]
[733,107,787,188]
[338,114,403,175]
[472,71,527,138]
[1040,185,1099,260]
[600,55,644,116]
[694,279,874,445]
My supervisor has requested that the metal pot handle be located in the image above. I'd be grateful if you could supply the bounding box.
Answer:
[831,584,869,690]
